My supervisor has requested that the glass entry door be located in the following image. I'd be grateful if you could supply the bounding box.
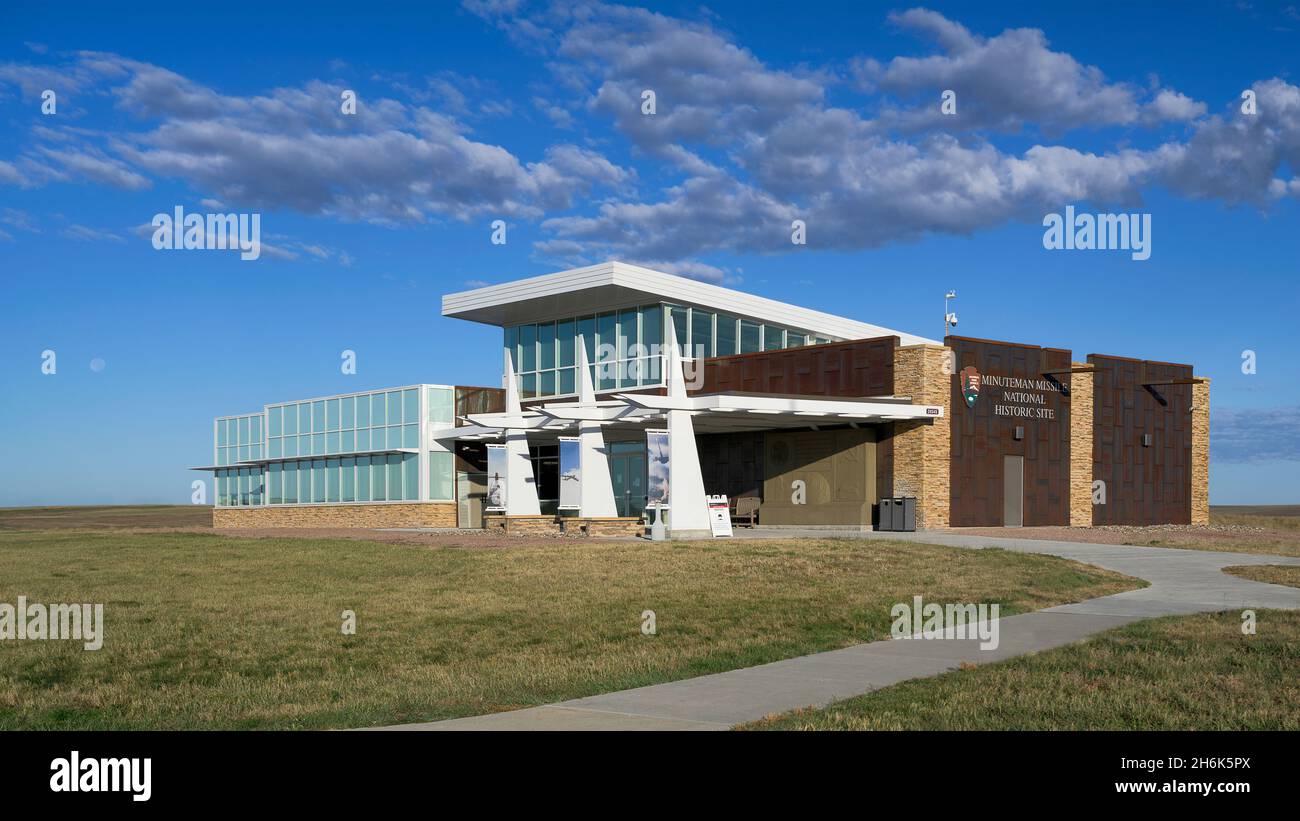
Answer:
[609,442,647,519]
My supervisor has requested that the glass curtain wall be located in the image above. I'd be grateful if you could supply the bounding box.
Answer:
[506,305,830,399]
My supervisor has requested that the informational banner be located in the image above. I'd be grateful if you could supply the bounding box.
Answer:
[646,429,670,510]
[485,444,507,512]
[707,495,733,538]
[558,437,580,510]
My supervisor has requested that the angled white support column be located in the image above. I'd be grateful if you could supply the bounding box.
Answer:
[576,338,618,518]
[663,322,710,535]
[503,350,541,516]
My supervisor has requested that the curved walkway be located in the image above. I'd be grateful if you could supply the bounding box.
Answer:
[377,530,1300,731]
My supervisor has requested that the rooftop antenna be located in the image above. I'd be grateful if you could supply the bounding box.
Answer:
[944,290,958,340]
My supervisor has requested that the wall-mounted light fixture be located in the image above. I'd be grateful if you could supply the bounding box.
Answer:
[1141,434,1153,447]
[1013,426,1025,441]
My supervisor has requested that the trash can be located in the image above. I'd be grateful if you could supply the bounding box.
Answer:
[878,498,896,532]
[899,496,917,532]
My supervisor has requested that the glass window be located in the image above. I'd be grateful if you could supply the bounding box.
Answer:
[386,391,401,425]
[342,430,355,452]
[787,332,806,347]
[556,320,576,368]
[342,457,355,502]
[763,325,784,351]
[251,416,262,444]
[269,437,282,459]
[716,314,737,356]
[370,393,385,427]
[312,459,326,503]
[519,324,536,372]
[267,406,281,437]
[327,398,340,431]
[691,310,714,359]
[357,455,371,501]
[640,305,662,356]
[558,368,576,395]
[297,403,311,435]
[595,312,616,366]
[217,420,228,447]
[327,458,340,502]
[403,454,418,501]
[312,433,325,455]
[371,457,386,501]
[282,405,297,435]
[356,427,370,452]
[282,436,297,458]
[428,451,453,501]
[521,372,537,398]
[287,461,299,503]
[327,431,341,454]
[539,370,556,396]
[504,326,517,366]
[403,424,418,448]
[427,387,454,426]
[356,393,370,427]
[670,306,688,354]
[538,322,556,370]
[341,395,354,429]
[740,319,761,353]
[311,400,324,432]
[403,389,418,425]
[578,317,596,365]
[388,454,402,501]
[269,463,282,505]
[238,416,250,445]
[619,309,638,362]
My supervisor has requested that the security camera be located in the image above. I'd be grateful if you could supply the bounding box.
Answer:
[946,312,958,328]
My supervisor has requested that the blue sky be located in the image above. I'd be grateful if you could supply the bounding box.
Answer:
[1,0,1297,505]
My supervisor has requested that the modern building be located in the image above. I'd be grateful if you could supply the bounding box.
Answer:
[201,261,1209,534]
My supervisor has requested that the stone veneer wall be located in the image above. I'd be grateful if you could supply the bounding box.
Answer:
[1069,362,1095,526]
[1191,376,1211,524]
[213,503,456,529]
[891,343,951,528]
[483,515,644,537]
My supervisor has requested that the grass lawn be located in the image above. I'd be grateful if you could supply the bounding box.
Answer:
[0,505,212,530]
[745,610,1300,730]
[1223,564,1300,589]
[0,528,1139,730]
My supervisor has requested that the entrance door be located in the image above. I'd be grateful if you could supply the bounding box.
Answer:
[1003,455,1024,527]
[609,443,647,519]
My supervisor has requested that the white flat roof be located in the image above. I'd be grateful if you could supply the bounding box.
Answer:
[441,261,938,346]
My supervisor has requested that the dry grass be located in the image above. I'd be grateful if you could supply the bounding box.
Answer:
[744,610,1300,730]
[0,505,212,531]
[0,528,1138,729]
[1222,565,1300,589]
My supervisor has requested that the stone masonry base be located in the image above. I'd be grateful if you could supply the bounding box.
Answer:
[483,515,645,538]
[213,502,456,528]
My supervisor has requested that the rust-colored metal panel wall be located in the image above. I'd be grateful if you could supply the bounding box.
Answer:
[1089,355,1193,525]
[947,337,1073,527]
[697,431,765,500]
[692,337,897,398]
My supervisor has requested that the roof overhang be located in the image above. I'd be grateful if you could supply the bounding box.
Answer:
[188,447,419,471]
[441,261,938,346]
[430,391,942,441]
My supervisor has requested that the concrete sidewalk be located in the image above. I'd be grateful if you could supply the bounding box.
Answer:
[375,531,1300,731]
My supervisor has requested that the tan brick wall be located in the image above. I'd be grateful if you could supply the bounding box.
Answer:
[891,343,951,528]
[1191,377,1211,524]
[213,502,456,529]
[483,515,644,538]
[1069,362,1095,526]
